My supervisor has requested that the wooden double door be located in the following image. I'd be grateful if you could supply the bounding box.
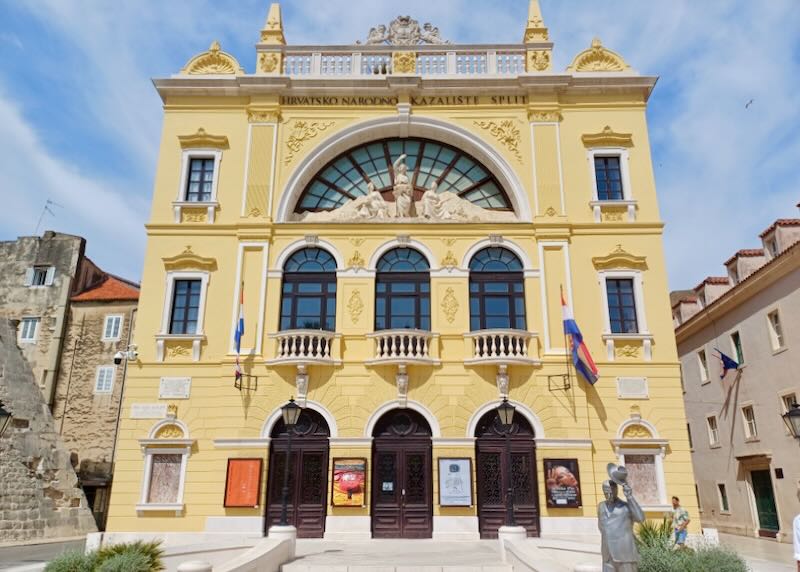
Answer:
[371,409,433,538]
[475,409,539,538]
[264,410,330,538]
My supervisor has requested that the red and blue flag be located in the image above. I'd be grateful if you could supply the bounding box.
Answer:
[562,293,599,385]
[234,285,244,382]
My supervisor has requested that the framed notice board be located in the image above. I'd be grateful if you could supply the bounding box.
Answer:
[224,458,263,508]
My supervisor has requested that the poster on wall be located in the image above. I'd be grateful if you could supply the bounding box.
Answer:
[438,458,472,507]
[331,458,367,507]
[223,458,262,508]
[544,458,582,508]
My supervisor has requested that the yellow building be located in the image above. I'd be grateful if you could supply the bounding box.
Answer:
[106,2,696,541]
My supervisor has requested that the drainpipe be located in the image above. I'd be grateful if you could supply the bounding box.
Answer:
[58,314,84,435]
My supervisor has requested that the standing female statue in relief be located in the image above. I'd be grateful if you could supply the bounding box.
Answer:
[392,154,415,217]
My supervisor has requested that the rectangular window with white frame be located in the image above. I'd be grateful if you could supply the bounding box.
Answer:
[19,317,40,343]
[137,446,190,514]
[697,349,709,383]
[94,366,116,394]
[766,310,784,351]
[741,405,757,440]
[173,149,222,223]
[156,272,209,362]
[25,265,55,287]
[707,415,720,447]
[102,315,123,341]
[587,148,635,222]
[605,278,639,334]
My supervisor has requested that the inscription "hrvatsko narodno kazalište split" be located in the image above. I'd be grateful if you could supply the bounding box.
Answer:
[279,95,528,107]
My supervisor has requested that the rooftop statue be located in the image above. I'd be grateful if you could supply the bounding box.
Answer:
[358,16,450,45]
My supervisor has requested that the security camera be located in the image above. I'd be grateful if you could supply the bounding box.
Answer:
[113,351,124,366]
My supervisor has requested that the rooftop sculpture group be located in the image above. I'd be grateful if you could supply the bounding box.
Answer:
[359,16,449,45]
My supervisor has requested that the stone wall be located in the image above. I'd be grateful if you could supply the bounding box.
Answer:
[52,302,137,482]
[0,318,97,544]
[0,232,84,405]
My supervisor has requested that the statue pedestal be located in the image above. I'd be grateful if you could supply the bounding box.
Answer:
[268,524,297,558]
[497,525,527,562]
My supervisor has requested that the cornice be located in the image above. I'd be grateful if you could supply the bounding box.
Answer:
[153,74,658,103]
[675,242,800,342]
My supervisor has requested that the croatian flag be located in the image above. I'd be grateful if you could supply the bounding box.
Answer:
[562,293,599,385]
[234,285,244,382]
[714,348,739,379]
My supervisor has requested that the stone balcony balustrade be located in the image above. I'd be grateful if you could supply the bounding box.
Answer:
[266,329,340,366]
[274,46,527,77]
[464,329,540,366]
[366,329,440,366]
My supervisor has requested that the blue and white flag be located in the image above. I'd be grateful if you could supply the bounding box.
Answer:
[714,348,739,379]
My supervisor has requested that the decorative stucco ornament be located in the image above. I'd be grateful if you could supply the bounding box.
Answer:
[622,424,653,439]
[181,41,244,75]
[474,120,523,163]
[283,120,335,165]
[359,16,449,45]
[528,50,551,72]
[392,51,417,74]
[156,424,184,439]
[567,38,631,73]
[347,290,364,324]
[441,288,459,324]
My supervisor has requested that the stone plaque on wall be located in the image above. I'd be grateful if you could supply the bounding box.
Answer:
[131,403,168,419]
[159,377,192,399]
[616,377,648,399]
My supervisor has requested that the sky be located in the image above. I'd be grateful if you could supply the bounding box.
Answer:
[0,1,798,289]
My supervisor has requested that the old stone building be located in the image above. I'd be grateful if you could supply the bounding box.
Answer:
[0,231,104,405]
[674,206,800,542]
[0,231,140,535]
[0,318,98,543]
[51,276,140,530]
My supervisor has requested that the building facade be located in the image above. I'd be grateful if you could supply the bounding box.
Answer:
[0,231,103,405]
[674,210,800,543]
[0,230,140,535]
[51,276,140,530]
[105,2,696,541]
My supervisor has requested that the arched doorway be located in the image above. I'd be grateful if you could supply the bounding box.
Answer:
[371,409,433,538]
[265,408,330,538]
[475,408,539,538]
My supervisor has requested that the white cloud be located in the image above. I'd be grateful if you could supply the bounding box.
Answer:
[0,93,148,279]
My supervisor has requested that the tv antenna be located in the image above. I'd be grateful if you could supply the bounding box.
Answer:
[34,199,64,235]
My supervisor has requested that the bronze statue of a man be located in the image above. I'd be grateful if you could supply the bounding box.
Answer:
[597,464,645,572]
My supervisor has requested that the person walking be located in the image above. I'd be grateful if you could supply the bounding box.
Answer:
[671,496,690,547]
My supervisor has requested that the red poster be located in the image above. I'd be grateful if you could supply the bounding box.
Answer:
[224,458,263,507]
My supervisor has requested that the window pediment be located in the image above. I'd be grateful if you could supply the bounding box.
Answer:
[593,245,647,270]
[567,38,631,73]
[162,246,217,271]
[582,126,633,148]
[178,128,229,150]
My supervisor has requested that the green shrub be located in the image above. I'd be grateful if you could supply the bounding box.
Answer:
[639,543,749,572]
[95,540,164,572]
[636,518,673,550]
[44,550,97,572]
[96,551,152,572]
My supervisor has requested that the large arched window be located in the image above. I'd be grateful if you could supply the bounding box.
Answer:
[280,248,337,331]
[296,138,512,213]
[469,247,525,331]
[375,248,430,331]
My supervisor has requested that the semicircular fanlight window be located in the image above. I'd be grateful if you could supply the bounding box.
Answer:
[296,138,511,213]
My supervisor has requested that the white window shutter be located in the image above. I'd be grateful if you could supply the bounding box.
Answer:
[24,267,34,286]
[45,266,56,286]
